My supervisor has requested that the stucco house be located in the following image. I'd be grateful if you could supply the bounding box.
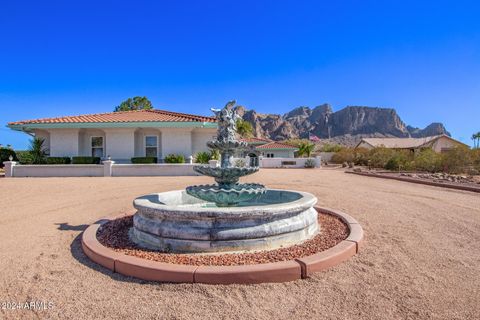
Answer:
[239,137,298,158]
[8,109,217,163]
[355,134,467,153]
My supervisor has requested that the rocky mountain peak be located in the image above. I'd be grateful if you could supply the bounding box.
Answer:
[238,104,450,145]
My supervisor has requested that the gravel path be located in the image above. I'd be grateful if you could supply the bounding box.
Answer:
[0,169,479,319]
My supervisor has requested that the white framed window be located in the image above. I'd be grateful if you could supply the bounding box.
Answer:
[91,136,104,157]
[145,135,158,157]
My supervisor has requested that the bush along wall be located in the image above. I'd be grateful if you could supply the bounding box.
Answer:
[0,148,17,168]
[72,156,101,164]
[46,157,71,164]
[164,154,185,163]
[131,157,158,164]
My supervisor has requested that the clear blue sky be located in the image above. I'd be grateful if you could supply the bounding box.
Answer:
[1,0,479,149]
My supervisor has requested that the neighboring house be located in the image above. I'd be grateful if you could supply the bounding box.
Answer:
[255,142,299,158]
[8,109,217,162]
[239,138,298,158]
[355,134,467,153]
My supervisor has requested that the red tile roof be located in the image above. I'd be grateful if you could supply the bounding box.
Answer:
[255,142,298,150]
[8,109,216,125]
[240,137,272,144]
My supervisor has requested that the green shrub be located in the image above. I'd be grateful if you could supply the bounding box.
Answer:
[367,147,397,169]
[304,158,316,168]
[164,154,185,163]
[385,151,412,171]
[72,156,101,164]
[46,157,71,164]
[440,146,472,174]
[195,151,211,164]
[412,149,442,172]
[472,149,480,171]
[0,147,17,167]
[320,143,343,152]
[16,151,33,164]
[331,148,355,164]
[131,157,157,164]
[29,138,48,164]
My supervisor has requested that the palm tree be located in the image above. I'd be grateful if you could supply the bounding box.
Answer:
[472,132,480,149]
[298,141,315,157]
[29,137,48,164]
[236,119,253,138]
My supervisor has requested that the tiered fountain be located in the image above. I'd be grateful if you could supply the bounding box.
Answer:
[130,100,319,253]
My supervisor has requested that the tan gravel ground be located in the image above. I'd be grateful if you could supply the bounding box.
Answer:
[0,169,479,320]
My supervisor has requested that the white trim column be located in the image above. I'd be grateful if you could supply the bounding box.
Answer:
[4,161,17,177]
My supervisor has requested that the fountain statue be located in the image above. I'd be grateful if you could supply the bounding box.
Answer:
[186,100,266,206]
[130,101,319,253]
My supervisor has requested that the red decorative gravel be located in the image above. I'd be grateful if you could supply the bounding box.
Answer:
[96,212,348,266]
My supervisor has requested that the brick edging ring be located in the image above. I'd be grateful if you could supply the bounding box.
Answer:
[81,207,364,284]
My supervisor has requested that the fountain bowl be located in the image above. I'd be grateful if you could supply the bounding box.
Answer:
[131,189,319,253]
[185,183,266,207]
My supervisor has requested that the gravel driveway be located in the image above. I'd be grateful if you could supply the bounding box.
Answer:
[0,169,478,319]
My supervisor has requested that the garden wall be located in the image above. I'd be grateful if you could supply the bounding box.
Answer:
[4,161,198,177]
[112,164,197,177]
[12,164,103,177]
[260,157,321,168]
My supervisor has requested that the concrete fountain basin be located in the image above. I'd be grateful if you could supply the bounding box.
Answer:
[131,189,319,253]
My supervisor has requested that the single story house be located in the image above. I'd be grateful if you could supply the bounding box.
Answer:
[355,134,467,153]
[8,109,217,162]
[240,138,298,158]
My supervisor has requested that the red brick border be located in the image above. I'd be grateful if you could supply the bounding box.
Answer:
[346,171,480,193]
[81,207,363,284]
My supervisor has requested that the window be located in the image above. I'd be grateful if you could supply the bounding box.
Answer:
[91,136,104,157]
[145,136,158,157]
[264,153,274,158]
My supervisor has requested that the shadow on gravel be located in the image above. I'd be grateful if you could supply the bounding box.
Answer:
[69,229,178,286]
[55,222,89,231]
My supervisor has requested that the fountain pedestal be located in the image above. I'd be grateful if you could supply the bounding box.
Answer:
[130,100,320,253]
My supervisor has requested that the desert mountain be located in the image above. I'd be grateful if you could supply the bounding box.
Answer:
[237,104,450,146]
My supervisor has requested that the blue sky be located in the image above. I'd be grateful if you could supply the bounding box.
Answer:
[1,0,479,149]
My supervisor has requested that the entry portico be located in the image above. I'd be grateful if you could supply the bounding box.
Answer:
[8,109,217,162]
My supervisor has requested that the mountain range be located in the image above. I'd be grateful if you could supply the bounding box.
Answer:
[236,104,450,146]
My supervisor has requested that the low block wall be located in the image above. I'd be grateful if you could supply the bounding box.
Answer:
[112,164,197,177]
[260,157,321,168]
[13,165,104,177]
[4,161,199,178]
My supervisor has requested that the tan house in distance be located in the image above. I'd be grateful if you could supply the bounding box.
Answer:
[355,134,467,153]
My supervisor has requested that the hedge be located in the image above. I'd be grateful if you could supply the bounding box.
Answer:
[46,157,71,164]
[72,156,101,164]
[131,157,158,164]
[0,148,17,168]
[15,151,33,164]
[164,154,185,163]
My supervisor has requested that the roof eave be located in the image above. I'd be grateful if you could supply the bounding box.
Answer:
[7,121,218,130]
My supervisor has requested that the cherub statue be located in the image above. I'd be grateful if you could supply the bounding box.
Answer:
[211,100,241,143]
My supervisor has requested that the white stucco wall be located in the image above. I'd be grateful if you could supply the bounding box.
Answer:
[134,129,162,158]
[104,129,135,161]
[431,137,463,153]
[112,164,197,176]
[261,150,295,158]
[161,128,192,159]
[260,157,321,168]
[78,129,106,156]
[32,129,51,154]
[49,129,79,157]
[192,128,216,155]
